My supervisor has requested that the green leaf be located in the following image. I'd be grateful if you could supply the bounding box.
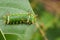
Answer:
[23,25,37,40]
[0,0,41,40]
[0,0,35,33]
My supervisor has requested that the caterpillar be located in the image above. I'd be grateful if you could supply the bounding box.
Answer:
[3,13,36,24]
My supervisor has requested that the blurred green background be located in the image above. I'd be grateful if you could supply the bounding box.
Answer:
[29,0,60,40]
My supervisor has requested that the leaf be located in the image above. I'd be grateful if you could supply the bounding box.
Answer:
[0,29,6,40]
[0,0,35,34]
[23,24,37,40]
[0,0,41,40]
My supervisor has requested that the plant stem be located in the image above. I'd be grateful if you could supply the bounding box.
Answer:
[35,23,48,40]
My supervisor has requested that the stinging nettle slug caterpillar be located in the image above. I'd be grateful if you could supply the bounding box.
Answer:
[3,11,36,25]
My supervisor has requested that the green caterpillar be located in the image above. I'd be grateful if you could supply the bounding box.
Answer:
[3,13,36,24]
